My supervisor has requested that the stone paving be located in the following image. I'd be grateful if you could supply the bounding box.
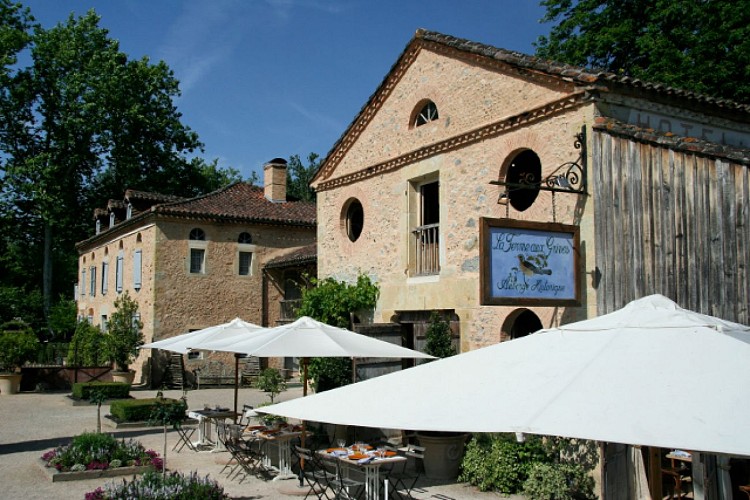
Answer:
[0,385,519,499]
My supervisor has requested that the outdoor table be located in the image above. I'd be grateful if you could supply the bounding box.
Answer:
[319,446,406,500]
[247,424,306,481]
[187,408,240,452]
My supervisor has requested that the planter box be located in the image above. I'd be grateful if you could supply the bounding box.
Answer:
[417,432,469,480]
[39,460,154,482]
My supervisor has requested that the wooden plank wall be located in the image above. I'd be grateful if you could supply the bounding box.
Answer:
[593,131,750,323]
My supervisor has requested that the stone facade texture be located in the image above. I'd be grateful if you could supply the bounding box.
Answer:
[311,30,750,354]
[76,182,316,384]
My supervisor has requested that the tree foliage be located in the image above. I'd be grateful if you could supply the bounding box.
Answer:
[103,291,144,371]
[424,311,456,360]
[535,0,750,102]
[0,4,240,332]
[286,152,319,202]
[296,274,379,392]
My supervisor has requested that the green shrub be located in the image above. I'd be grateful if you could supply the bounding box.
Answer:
[68,321,107,366]
[110,398,182,422]
[459,433,550,493]
[102,291,144,371]
[0,320,40,372]
[85,470,227,499]
[72,382,130,400]
[255,368,287,403]
[523,462,595,500]
[424,311,456,359]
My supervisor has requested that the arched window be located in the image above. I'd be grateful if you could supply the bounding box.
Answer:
[505,150,542,212]
[343,199,364,242]
[413,100,438,127]
[189,228,206,241]
[238,232,252,244]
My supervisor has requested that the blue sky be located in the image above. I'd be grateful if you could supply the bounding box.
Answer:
[22,1,552,181]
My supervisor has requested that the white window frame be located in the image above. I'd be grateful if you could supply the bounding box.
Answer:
[116,252,124,292]
[133,249,142,290]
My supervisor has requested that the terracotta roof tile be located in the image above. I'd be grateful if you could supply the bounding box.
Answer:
[155,182,316,226]
[264,243,317,269]
[415,29,750,114]
[594,117,750,165]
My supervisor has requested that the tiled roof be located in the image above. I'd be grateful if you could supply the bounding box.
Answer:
[264,243,317,269]
[416,30,750,114]
[594,117,750,165]
[124,189,186,204]
[315,29,750,184]
[154,182,316,226]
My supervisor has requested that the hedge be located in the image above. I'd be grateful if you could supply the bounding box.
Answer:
[109,398,183,423]
[71,381,130,400]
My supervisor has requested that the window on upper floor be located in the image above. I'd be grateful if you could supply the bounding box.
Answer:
[239,251,252,276]
[410,178,440,276]
[126,203,132,220]
[238,232,252,244]
[81,268,87,297]
[101,262,109,295]
[101,314,108,332]
[412,100,439,128]
[343,198,364,242]
[109,212,115,228]
[190,228,206,241]
[89,266,96,297]
[504,149,542,212]
[116,252,124,292]
[190,248,205,274]
[133,250,142,290]
[189,228,207,275]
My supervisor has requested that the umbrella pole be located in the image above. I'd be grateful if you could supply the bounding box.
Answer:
[233,354,241,424]
[301,357,308,447]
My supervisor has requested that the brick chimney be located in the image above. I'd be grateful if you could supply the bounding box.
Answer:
[264,157,287,203]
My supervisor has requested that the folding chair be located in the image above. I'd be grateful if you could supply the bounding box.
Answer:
[323,452,365,500]
[172,421,198,453]
[220,422,264,483]
[294,445,336,500]
[387,444,425,499]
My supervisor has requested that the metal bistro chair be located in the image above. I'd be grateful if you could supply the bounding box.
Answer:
[294,445,336,500]
[387,444,425,499]
[220,422,264,483]
[323,452,365,500]
[171,417,198,453]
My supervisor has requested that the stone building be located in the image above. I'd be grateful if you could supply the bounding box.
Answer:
[75,159,316,385]
[311,29,749,497]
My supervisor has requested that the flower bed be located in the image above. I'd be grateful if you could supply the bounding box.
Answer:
[40,432,162,482]
[85,471,228,499]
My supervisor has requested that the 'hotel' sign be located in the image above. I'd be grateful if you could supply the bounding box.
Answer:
[480,218,580,306]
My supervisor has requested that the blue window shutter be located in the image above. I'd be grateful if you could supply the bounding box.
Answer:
[90,266,96,296]
[81,269,87,296]
[116,253,124,292]
[101,262,109,295]
[133,250,142,290]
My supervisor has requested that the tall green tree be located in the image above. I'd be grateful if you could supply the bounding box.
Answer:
[535,0,750,103]
[0,7,239,329]
[286,152,319,202]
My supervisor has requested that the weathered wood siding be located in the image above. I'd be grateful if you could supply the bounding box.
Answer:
[593,131,750,323]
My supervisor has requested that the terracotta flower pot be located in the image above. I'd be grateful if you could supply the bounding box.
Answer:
[111,370,135,385]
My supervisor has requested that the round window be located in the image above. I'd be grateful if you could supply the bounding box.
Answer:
[345,199,364,242]
[506,150,542,212]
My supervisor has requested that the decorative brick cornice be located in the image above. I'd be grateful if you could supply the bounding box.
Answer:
[316,92,590,192]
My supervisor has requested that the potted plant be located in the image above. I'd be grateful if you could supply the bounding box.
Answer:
[416,311,468,480]
[0,320,40,394]
[104,292,144,384]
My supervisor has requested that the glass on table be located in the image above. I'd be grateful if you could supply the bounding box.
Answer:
[336,438,346,449]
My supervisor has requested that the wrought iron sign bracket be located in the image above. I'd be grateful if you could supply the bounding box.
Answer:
[490,125,588,197]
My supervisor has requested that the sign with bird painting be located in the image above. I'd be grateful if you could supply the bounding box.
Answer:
[480,218,580,305]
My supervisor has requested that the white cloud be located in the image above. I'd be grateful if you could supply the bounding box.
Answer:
[157,0,247,93]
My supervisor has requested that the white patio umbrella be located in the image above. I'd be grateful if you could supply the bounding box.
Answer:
[140,317,265,354]
[140,317,266,418]
[256,295,750,457]
[198,315,435,396]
